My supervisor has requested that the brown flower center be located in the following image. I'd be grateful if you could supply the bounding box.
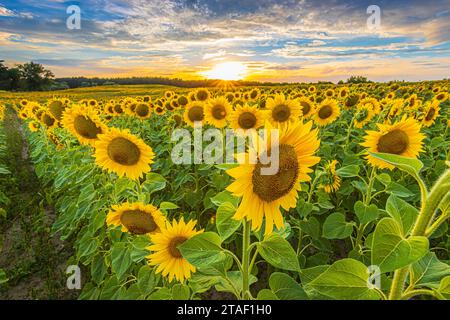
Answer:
[136,103,150,117]
[74,115,102,139]
[300,101,311,115]
[107,137,141,165]
[188,106,204,122]
[252,144,299,202]
[318,105,333,119]
[272,105,291,122]
[114,104,123,114]
[49,101,66,121]
[196,90,209,101]
[212,104,227,120]
[168,236,188,258]
[120,210,157,235]
[377,129,409,154]
[42,114,55,127]
[425,108,436,121]
[238,112,257,129]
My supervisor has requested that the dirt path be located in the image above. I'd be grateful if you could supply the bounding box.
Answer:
[0,111,77,299]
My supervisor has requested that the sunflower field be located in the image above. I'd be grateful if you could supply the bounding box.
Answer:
[0,81,449,300]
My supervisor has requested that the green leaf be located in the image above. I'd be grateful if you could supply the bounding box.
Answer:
[216,202,240,241]
[305,259,380,300]
[269,272,308,300]
[159,202,179,210]
[215,271,257,294]
[172,284,191,300]
[257,289,279,300]
[257,233,300,272]
[148,287,172,300]
[438,276,450,299]
[298,217,320,240]
[411,252,450,289]
[179,232,226,269]
[142,173,167,194]
[0,269,8,284]
[336,165,360,177]
[210,190,239,208]
[385,182,414,198]
[376,173,391,186]
[91,255,107,285]
[322,212,355,239]
[137,265,157,295]
[371,218,429,273]
[385,195,419,235]
[369,152,423,176]
[354,201,380,225]
[110,243,132,280]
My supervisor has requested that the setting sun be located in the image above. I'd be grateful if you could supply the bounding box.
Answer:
[202,62,248,80]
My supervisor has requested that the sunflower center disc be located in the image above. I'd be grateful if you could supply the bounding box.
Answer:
[318,105,333,119]
[43,114,55,127]
[120,210,157,235]
[300,102,311,115]
[49,101,65,120]
[238,112,257,129]
[74,115,102,139]
[212,105,226,120]
[136,104,149,117]
[188,106,204,122]
[168,236,188,258]
[107,137,141,166]
[425,108,435,121]
[377,129,409,154]
[252,144,299,202]
[197,90,208,101]
[272,105,291,122]
[114,104,123,114]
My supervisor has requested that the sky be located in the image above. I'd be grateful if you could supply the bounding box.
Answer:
[0,0,449,82]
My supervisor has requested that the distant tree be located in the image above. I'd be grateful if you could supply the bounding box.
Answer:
[17,62,54,91]
[346,76,371,84]
[338,80,344,85]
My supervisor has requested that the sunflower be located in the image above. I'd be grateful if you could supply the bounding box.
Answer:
[195,88,210,102]
[434,92,448,103]
[314,99,340,126]
[106,202,166,235]
[421,100,440,127]
[308,86,316,94]
[48,99,67,121]
[359,97,381,114]
[155,105,166,116]
[225,92,235,104]
[320,160,341,193]
[338,87,349,99]
[94,128,155,180]
[28,121,40,132]
[183,102,205,127]
[297,97,315,118]
[361,116,425,170]
[226,121,320,235]
[204,97,232,128]
[40,112,58,130]
[266,94,302,127]
[344,94,360,109]
[248,88,260,101]
[325,88,335,98]
[134,102,152,119]
[164,91,175,99]
[177,95,189,107]
[229,104,265,132]
[62,105,107,146]
[147,218,203,283]
[354,104,374,129]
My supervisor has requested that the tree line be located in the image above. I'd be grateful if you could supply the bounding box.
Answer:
[0,60,57,91]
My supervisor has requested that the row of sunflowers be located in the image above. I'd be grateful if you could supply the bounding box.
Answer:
[1,80,449,300]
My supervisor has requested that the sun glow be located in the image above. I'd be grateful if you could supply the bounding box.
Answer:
[202,62,248,80]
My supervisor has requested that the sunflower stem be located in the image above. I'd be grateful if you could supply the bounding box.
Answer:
[388,169,449,300]
[241,219,251,300]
